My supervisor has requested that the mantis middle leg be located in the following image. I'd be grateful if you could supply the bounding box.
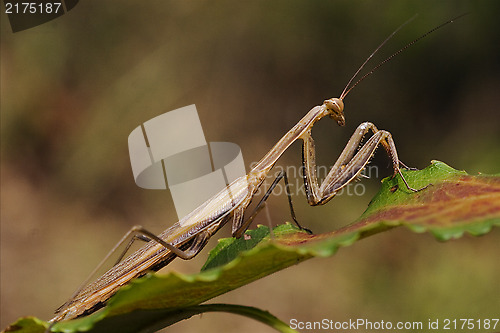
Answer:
[232,170,312,238]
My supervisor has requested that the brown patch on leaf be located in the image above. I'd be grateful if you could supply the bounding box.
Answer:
[275,230,317,246]
[358,175,500,227]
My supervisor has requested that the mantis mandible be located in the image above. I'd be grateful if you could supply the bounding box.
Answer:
[48,15,465,329]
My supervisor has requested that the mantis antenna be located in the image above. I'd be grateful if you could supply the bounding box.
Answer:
[340,13,469,101]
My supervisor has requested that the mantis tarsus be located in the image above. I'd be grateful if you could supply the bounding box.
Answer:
[48,15,465,329]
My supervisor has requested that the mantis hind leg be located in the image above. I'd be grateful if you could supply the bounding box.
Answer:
[130,226,210,260]
[52,225,200,324]
[113,234,151,265]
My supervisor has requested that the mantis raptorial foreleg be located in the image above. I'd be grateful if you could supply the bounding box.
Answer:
[302,121,424,206]
[232,121,423,238]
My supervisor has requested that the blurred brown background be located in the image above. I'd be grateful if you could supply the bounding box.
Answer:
[1,1,499,332]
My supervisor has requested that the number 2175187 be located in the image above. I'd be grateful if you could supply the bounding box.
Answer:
[5,2,62,14]
[443,318,499,330]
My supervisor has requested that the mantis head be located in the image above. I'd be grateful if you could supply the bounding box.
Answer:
[324,98,345,126]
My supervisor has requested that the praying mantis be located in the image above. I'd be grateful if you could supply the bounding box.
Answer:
[47,15,465,330]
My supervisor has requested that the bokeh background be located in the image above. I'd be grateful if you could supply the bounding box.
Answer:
[2,1,499,332]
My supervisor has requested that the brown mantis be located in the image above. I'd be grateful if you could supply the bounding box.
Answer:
[47,15,465,330]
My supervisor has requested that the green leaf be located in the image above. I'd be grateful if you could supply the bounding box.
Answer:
[2,317,48,333]
[2,305,298,333]
[356,160,500,240]
[6,161,499,333]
